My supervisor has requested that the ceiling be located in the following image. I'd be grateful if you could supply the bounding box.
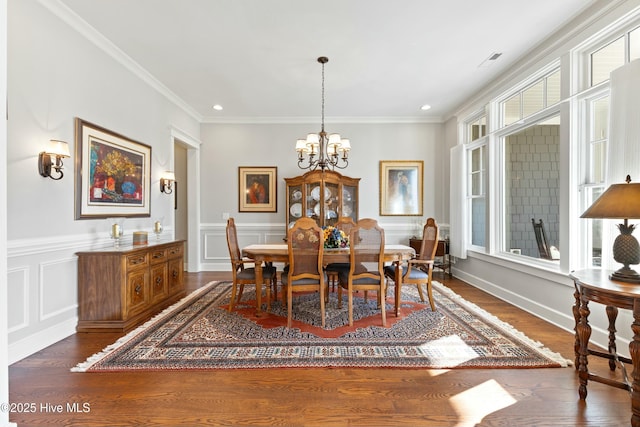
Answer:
[58,0,597,123]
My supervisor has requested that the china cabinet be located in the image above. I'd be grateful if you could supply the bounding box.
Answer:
[285,170,360,229]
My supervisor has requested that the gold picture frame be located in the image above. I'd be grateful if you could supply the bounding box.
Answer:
[379,160,423,216]
[238,166,277,212]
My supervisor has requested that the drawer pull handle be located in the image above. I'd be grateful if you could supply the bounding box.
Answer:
[153,252,164,259]
[131,257,145,265]
[172,271,178,279]
[135,284,142,294]
[156,277,162,285]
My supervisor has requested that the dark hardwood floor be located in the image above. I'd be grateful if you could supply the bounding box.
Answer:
[8,272,632,426]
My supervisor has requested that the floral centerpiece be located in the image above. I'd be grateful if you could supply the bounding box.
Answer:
[323,225,349,249]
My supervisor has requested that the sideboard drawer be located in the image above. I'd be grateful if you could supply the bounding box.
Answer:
[126,252,149,269]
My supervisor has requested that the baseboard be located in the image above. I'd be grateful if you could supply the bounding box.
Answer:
[8,317,77,365]
[453,268,621,355]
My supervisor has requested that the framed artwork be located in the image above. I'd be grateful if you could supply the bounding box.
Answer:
[379,160,424,216]
[74,118,152,219]
[238,166,277,212]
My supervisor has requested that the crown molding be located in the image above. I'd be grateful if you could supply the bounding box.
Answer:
[200,115,444,125]
[38,0,203,123]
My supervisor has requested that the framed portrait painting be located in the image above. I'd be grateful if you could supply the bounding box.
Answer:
[379,160,423,216]
[74,118,152,219]
[238,166,277,212]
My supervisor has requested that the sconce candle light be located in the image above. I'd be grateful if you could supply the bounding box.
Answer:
[160,171,175,194]
[39,140,71,180]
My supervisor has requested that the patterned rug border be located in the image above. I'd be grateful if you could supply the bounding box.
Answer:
[72,281,571,372]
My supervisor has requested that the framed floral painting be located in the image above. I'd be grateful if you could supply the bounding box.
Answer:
[238,166,277,212]
[379,160,423,216]
[74,118,152,219]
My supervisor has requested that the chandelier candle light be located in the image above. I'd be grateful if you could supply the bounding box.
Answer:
[296,57,351,171]
[581,175,640,283]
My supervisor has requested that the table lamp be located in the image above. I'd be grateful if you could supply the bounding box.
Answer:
[581,175,640,283]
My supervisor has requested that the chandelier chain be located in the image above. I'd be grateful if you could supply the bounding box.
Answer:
[321,59,325,133]
[295,56,350,171]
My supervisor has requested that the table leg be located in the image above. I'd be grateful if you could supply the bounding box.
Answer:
[394,261,403,317]
[630,299,640,427]
[573,286,581,370]
[606,305,619,371]
[254,260,263,317]
[577,293,591,400]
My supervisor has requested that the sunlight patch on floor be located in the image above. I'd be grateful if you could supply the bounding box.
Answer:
[418,335,479,368]
[450,379,517,426]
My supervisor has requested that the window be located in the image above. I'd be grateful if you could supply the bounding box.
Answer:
[591,37,625,86]
[465,113,487,250]
[579,94,609,267]
[468,144,486,247]
[499,68,561,128]
[631,26,640,61]
[502,116,561,260]
[589,25,640,88]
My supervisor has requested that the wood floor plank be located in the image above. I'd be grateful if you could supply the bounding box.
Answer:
[8,272,632,426]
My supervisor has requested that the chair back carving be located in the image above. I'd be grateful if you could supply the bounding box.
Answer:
[287,217,325,281]
[226,218,243,273]
[349,218,385,284]
[418,218,440,262]
[335,216,357,237]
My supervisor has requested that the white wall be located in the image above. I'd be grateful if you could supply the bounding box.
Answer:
[1,0,14,424]
[6,0,200,362]
[199,122,447,270]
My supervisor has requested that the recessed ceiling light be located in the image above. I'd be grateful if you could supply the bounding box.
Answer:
[212,104,223,111]
[420,104,431,111]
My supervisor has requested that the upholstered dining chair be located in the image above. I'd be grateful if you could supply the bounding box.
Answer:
[385,217,439,311]
[338,218,386,327]
[226,218,277,312]
[325,216,357,294]
[281,217,327,328]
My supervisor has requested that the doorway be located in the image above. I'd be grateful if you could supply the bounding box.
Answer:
[171,128,201,272]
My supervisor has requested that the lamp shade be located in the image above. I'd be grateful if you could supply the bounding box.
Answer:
[581,176,640,219]
[163,171,176,181]
[47,140,70,157]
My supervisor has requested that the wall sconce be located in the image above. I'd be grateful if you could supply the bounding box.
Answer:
[39,140,71,180]
[160,171,175,194]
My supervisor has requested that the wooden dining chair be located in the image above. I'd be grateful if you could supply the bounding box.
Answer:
[281,217,327,328]
[338,218,386,327]
[385,218,439,311]
[226,218,277,312]
[325,216,357,294]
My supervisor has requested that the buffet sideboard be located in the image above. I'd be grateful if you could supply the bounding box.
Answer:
[76,240,185,332]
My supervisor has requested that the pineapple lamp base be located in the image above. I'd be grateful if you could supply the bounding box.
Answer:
[611,267,640,283]
[611,224,640,284]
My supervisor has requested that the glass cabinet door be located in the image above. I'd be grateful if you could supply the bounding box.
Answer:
[324,182,339,227]
[341,184,357,222]
[306,183,322,224]
[288,184,303,229]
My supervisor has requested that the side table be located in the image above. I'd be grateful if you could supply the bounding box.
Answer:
[570,268,640,427]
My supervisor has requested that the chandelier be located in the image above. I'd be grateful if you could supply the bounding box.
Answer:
[296,56,350,171]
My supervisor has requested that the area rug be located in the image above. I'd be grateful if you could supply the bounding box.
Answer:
[72,280,570,371]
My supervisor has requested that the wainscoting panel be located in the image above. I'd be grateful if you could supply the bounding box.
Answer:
[7,267,29,333]
[39,257,78,321]
[7,234,112,364]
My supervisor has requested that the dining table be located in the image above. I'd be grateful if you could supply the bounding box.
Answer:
[241,243,416,317]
